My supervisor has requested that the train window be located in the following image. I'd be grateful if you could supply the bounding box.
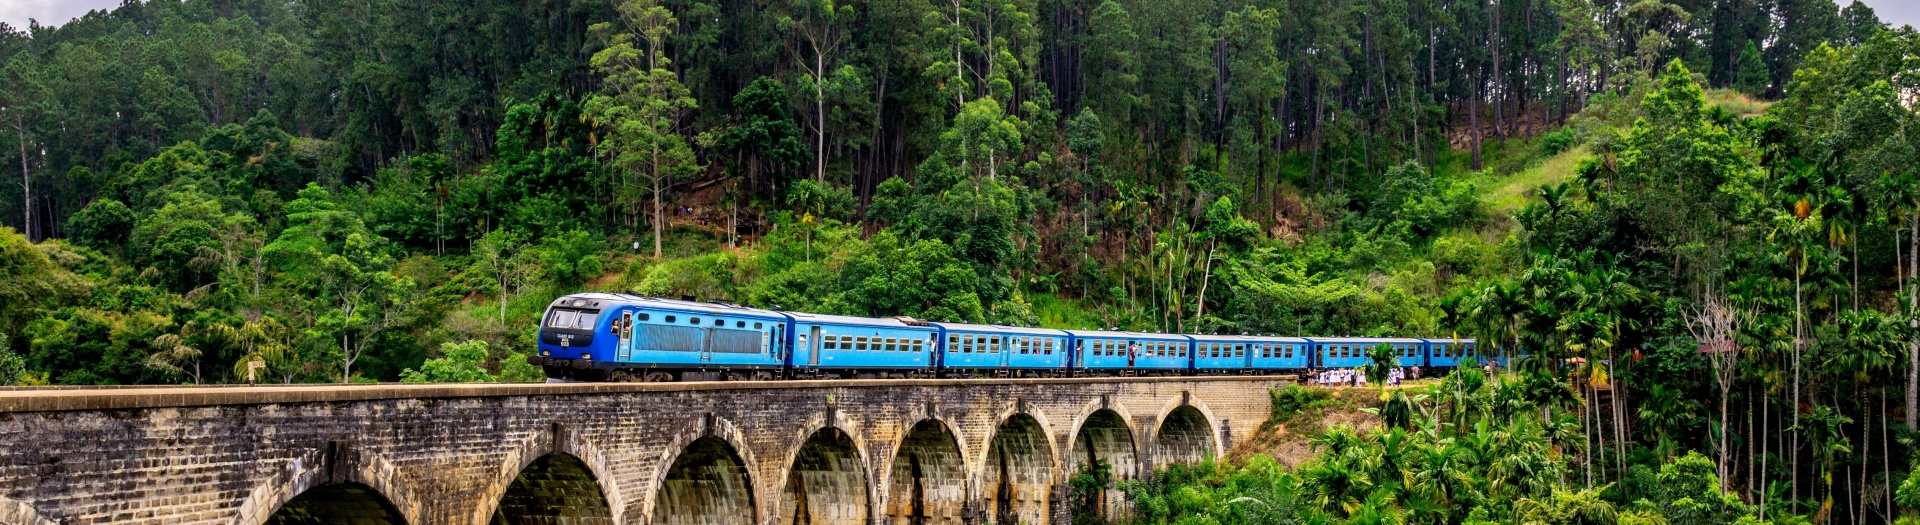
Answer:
[890,338,901,351]
[754,322,762,329]
[1235,344,1244,358]
[690,317,700,325]
[823,335,838,350]
[736,321,745,328]
[665,315,677,323]
[1045,339,1054,355]
[914,340,925,352]
[638,313,651,321]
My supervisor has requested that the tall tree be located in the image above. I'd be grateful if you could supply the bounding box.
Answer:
[586,0,703,258]
[779,0,854,183]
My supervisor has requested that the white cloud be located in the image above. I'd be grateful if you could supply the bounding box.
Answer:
[1,0,121,31]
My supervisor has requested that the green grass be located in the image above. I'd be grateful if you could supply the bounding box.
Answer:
[1481,144,1591,215]
[1704,88,1770,117]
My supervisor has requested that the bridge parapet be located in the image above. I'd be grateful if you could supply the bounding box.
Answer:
[0,377,1286,525]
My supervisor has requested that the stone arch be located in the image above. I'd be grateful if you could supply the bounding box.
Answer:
[885,419,970,525]
[1067,408,1137,522]
[263,483,406,524]
[780,427,871,525]
[1152,405,1215,468]
[1144,392,1221,465]
[652,436,756,525]
[234,445,424,525]
[0,495,54,525]
[639,413,761,524]
[983,413,1056,525]
[475,428,624,525]
[489,453,615,524]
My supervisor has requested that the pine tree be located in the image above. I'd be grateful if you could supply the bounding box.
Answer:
[1734,40,1769,97]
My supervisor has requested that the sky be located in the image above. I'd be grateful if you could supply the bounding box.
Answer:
[2,0,1918,41]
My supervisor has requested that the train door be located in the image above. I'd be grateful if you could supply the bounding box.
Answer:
[700,323,715,362]
[1000,336,1012,367]
[808,326,823,366]
[618,312,634,360]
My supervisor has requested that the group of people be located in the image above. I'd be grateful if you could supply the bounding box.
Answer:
[1310,366,1420,387]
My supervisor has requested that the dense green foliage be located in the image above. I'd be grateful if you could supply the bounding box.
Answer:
[1,0,1918,522]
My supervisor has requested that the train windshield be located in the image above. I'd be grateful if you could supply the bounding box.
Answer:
[545,309,600,330]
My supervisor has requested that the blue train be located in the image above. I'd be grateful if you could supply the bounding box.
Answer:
[529,293,1495,382]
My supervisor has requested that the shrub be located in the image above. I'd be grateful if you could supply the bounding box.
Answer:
[1270,385,1332,423]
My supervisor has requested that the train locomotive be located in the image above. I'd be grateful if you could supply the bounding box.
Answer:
[529,293,1494,382]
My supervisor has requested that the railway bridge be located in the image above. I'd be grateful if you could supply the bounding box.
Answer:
[0,376,1286,525]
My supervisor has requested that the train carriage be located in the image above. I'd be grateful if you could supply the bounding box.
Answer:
[1065,330,1190,375]
[931,322,1070,377]
[788,312,940,379]
[534,294,790,382]
[1422,338,1487,368]
[1185,335,1311,373]
[1309,337,1428,370]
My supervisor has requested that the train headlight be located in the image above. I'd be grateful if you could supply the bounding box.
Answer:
[580,353,591,359]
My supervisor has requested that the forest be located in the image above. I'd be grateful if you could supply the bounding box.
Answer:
[1,0,1918,522]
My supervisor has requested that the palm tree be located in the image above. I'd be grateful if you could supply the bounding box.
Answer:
[1367,343,1400,387]
[1514,486,1618,525]
[1769,195,1825,510]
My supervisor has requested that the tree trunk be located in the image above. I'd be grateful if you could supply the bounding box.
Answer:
[1762,393,1771,520]
[1194,241,1216,321]
[816,49,828,184]
[17,117,30,243]
[1470,75,1483,171]
[1794,267,1803,509]
[1909,214,1917,430]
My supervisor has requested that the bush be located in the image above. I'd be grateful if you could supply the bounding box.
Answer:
[400,340,495,383]
[1541,127,1577,156]
[1270,385,1332,423]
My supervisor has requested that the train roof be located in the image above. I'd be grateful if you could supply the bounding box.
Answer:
[1062,329,1192,340]
[1186,333,1311,343]
[785,311,937,330]
[1419,337,1478,344]
[930,322,1070,336]
[553,293,789,319]
[1305,337,1430,343]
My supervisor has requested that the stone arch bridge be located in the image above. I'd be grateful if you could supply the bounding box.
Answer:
[0,376,1287,525]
